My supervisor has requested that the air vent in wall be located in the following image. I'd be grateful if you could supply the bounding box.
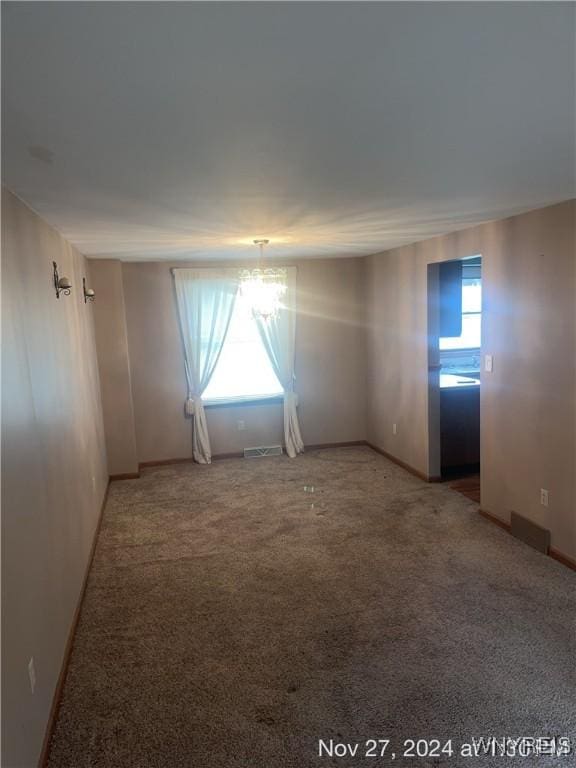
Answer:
[510,512,550,554]
[244,445,283,458]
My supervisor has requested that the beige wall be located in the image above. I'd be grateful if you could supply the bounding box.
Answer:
[1,190,109,767]
[112,258,367,463]
[366,200,576,561]
[89,260,138,476]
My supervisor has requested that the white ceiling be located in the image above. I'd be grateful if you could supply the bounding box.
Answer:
[3,2,575,261]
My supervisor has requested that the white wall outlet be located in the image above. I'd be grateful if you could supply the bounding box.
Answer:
[392,423,397,435]
[237,420,245,431]
[484,354,493,373]
[28,657,36,694]
[540,489,549,508]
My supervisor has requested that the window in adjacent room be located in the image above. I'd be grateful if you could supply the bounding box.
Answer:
[202,289,283,403]
[439,263,482,352]
[439,257,482,374]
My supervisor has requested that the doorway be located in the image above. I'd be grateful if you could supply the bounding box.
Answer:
[427,256,482,495]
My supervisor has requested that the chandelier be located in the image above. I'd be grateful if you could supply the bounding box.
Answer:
[239,240,287,322]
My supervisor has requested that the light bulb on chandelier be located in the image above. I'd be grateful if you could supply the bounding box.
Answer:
[239,239,287,322]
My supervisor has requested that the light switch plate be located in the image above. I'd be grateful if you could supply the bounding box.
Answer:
[484,354,493,372]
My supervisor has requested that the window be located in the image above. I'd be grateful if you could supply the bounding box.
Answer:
[202,290,283,403]
[439,276,482,351]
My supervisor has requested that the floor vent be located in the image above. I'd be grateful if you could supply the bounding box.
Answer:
[244,445,283,459]
[511,512,550,554]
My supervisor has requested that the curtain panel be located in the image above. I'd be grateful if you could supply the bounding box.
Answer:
[250,267,304,458]
[173,268,239,463]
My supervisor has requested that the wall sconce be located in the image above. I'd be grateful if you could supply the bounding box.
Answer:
[83,277,95,303]
[53,261,72,298]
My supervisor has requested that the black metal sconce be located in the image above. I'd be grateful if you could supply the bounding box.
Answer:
[83,277,95,303]
[53,261,72,298]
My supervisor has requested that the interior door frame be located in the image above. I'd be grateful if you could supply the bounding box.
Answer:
[427,254,482,481]
[427,263,442,480]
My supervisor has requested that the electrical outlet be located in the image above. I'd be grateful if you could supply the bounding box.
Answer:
[484,354,493,373]
[28,657,36,694]
[540,489,549,508]
[392,423,397,435]
[237,420,245,431]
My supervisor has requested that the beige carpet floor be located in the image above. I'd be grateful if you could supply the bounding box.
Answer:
[47,447,575,767]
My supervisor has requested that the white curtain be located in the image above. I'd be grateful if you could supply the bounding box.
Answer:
[173,269,238,464]
[252,267,304,458]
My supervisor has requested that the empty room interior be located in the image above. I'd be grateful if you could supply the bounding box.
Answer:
[2,2,576,767]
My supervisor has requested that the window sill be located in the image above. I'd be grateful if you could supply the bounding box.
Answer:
[204,394,284,409]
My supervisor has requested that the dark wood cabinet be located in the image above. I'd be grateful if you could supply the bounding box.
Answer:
[439,260,463,337]
[440,386,480,470]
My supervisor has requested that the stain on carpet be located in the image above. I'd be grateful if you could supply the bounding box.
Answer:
[47,447,575,768]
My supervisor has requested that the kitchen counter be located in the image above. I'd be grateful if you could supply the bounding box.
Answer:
[440,373,480,389]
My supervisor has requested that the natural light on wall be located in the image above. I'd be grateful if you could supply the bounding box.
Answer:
[202,288,283,402]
